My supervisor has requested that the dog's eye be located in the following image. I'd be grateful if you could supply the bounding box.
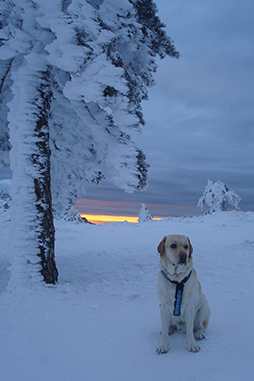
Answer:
[184,245,188,250]
[170,244,177,249]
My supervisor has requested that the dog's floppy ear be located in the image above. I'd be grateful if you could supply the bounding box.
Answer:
[187,237,193,258]
[157,236,167,257]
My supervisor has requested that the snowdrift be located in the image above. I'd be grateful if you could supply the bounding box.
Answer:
[0,210,254,380]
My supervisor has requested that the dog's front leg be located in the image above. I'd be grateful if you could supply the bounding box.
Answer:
[157,304,170,354]
[185,309,200,352]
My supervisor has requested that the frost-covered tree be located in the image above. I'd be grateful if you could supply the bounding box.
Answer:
[138,203,153,223]
[198,180,241,215]
[0,0,59,286]
[0,0,179,286]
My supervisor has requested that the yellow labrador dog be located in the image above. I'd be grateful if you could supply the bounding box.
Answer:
[157,235,210,353]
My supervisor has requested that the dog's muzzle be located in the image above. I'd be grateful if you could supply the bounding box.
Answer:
[178,252,187,265]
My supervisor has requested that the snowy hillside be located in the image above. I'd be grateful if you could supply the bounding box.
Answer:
[0,210,254,380]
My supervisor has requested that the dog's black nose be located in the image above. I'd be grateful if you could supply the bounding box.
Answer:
[178,252,187,264]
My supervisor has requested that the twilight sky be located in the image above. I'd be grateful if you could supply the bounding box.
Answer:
[1,0,253,218]
[78,0,254,217]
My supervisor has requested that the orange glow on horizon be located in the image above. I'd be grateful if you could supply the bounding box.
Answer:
[80,214,163,225]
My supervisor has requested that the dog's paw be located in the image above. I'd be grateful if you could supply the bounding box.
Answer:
[195,328,205,340]
[156,344,169,354]
[188,342,200,353]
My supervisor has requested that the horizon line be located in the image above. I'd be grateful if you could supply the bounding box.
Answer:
[80,214,163,225]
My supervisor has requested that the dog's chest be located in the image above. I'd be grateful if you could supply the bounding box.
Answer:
[158,275,189,316]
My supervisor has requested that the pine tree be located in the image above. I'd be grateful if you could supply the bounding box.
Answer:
[0,0,58,286]
[198,180,241,214]
[0,0,179,286]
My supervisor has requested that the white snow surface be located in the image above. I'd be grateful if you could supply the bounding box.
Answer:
[0,210,254,380]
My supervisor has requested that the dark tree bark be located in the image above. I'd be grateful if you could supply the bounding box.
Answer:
[0,58,13,94]
[33,74,58,284]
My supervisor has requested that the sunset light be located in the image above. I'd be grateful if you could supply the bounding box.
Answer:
[80,214,163,225]
[80,214,138,224]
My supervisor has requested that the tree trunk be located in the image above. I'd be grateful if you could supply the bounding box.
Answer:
[9,65,58,289]
[33,78,58,284]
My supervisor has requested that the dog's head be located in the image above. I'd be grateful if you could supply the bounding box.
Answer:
[157,235,193,272]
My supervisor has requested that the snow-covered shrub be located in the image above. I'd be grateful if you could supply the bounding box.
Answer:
[138,203,153,223]
[0,179,11,211]
[198,180,241,214]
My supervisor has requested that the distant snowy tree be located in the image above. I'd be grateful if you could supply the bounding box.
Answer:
[198,180,241,214]
[138,203,153,223]
[0,0,179,286]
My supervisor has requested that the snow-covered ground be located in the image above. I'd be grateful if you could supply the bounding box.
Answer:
[0,210,254,380]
